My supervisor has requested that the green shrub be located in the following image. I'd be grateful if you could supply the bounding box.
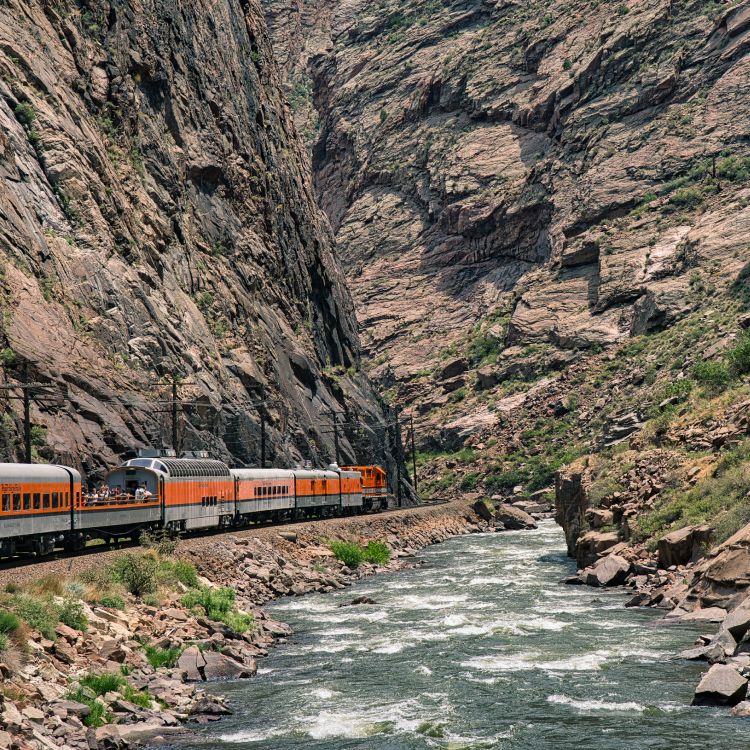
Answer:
[363,541,391,566]
[98,592,127,611]
[108,553,158,598]
[59,599,88,631]
[139,529,178,556]
[662,379,693,402]
[485,470,527,490]
[122,685,153,709]
[12,595,58,640]
[691,361,730,392]
[143,645,184,669]
[329,541,365,569]
[67,675,152,727]
[80,672,124,696]
[157,558,199,589]
[460,472,479,490]
[0,633,8,652]
[727,330,750,376]
[0,611,20,635]
[14,103,36,125]
[671,187,701,207]
[715,502,750,544]
[66,689,106,727]
[179,586,254,633]
[635,458,750,543]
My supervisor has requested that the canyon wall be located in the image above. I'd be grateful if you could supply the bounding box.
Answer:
[0,0,412,496]
[266,0,750,439]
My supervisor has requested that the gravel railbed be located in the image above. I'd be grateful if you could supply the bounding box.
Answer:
[0,499,473,587]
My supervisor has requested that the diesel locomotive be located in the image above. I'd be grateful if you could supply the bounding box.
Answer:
[0,456,387,559]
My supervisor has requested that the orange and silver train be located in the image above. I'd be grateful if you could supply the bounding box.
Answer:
[0,457,387,558]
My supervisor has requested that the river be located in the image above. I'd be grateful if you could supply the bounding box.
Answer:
[186,521,744,749]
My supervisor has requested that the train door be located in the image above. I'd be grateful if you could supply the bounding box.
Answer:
[159,477,165,527]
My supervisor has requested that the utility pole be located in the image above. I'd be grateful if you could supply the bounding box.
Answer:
[410,412,418,503]
[395,408,402,508]
[23,364,30,465]
[261,390,266,468]
[329,407,340,465]
[0,367,60,463]
[172,377,178,453]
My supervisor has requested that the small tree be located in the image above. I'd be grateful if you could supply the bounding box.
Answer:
[111,553,158,598]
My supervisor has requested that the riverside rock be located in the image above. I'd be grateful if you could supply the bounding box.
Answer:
[492,505,537,531]
[691,664,749,706]
[584,555,631,588]
[202,652,253,681]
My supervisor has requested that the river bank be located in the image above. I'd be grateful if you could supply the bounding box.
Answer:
[0,500,539,750]
[555,455,750,709]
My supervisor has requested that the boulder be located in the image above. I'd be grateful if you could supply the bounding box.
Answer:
[262,617,293,636]
[710,628,737,657]
[202,651,253,681]
[476,367,497,389]
[438,357,469,380]
[162,608,189,622]
[340,595,377,606]
[98,640,126,663]
[730,700,750,715]
[189,696,233,716]
[492,504,537,530]
[177,645,206,682]
[21,707,44,723]
[705,546,750,587]
[553,400,570,417]
[657,526,695,568]
[49,701,91,719]
[722,604,750,640]
[0,703,22,730]
[692,664,748,706]
[559,575,584,585]
[197,619,239,640]
[53,640,77,665]
[584,555,631,587]
[471,499,493,522]
[669,643,726,662]
[55,623,80,643]
[625,592,652,608]
[588,508,614,528]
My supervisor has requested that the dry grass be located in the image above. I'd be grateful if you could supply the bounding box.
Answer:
[27,574,66,597]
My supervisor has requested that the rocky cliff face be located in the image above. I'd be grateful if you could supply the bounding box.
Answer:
[0,0,409,490]
[266,0,750,450]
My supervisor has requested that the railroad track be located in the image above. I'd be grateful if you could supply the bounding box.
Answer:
[0,498,450,574]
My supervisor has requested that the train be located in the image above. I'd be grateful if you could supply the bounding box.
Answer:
[0,453,388,559]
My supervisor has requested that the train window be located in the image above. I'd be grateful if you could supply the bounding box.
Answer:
[213,496,217,506]
[1,494,7,512]
[52,492,58,509]
[65,492,69,508]
[23,493,30,510]
[254,487,258,497]
[33,493,40,510]
[13,494,20,511]
[76,492,80,507]
[43,493,50,509]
